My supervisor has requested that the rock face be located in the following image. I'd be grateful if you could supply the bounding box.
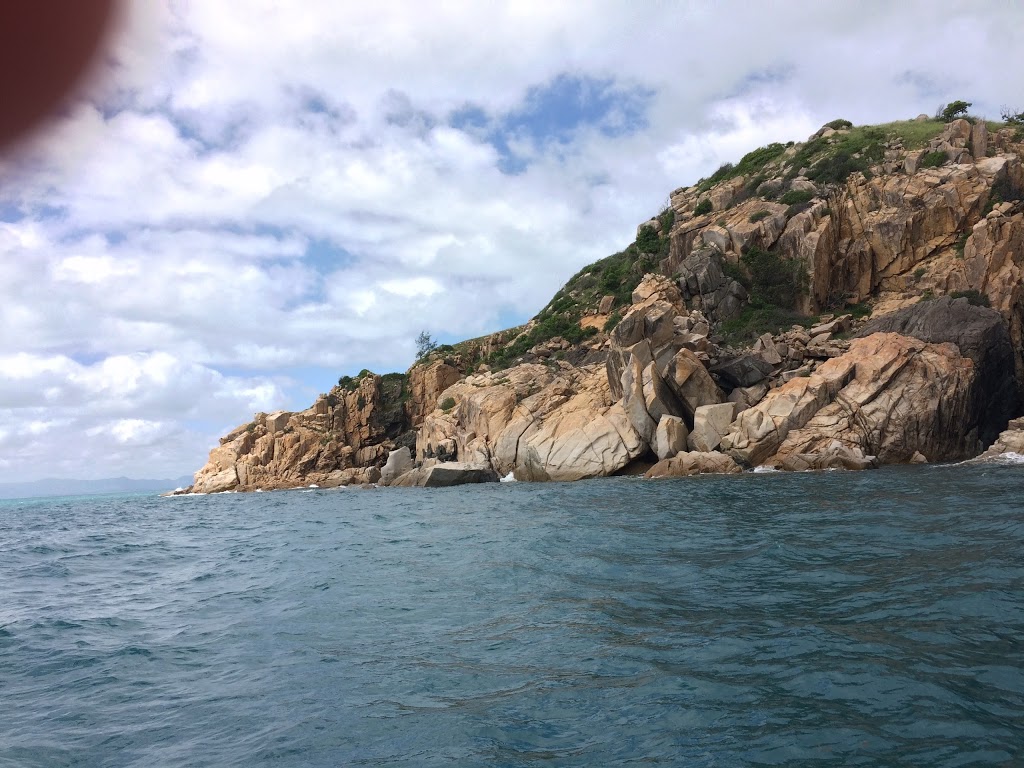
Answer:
[406,360,462,427]
[857,296,1017,444]
[191,373,412,493]
[722,333,982,468]
[417,363,647,482]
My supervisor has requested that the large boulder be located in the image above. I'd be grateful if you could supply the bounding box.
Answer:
[777,441,877,472]
[645,451,742,477]
[192,465,238,494]
[687,402,737,452]
[654,415,689,460]
[858,296,1017,446]
[711,354,775,389]
[379,446,413,485]
[664,348,723,419]
[390,461,499,487]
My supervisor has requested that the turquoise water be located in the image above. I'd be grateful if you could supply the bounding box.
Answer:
[1,467,1022,766]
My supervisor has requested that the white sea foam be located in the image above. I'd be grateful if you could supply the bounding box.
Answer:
[752,466,779,473]
[990,451,1024,465]
[308,484,319,489]
[500,471,517,483]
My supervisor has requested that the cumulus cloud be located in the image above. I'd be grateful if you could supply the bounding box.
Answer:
[2,0,1023,481]
[0,351,287,480]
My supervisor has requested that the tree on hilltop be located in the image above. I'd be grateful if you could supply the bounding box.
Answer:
[938,100,972,122]
[415,330,438,360]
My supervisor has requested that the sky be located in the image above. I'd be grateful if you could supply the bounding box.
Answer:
[2,0,1022,483]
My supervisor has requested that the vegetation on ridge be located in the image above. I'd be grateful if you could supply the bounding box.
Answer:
[410,108,1023,376]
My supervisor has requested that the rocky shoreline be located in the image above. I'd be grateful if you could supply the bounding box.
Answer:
[179,116,1024,493]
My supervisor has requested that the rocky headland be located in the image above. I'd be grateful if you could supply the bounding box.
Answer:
[184,113,1024,492]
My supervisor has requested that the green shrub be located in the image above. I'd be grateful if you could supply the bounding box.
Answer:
[719,305,814,345]
[913,267,926,279]
[746,173,768,196]
[805,152,865,184]
[694,198,713,216]
[844,302,872,319]
[636,225,660,253]
[954,230,969,258]
[440,397,456,412]
[785,201,813,218]
[950,289,990,307]
[826,119,853,130]
[920,151,946,168]
[696,143,789,192]
[603,310,623,333]
[658,207,675,232]
[749,210,770,222]
[780,189,815,206]
[721,259,749,289]
[785,136,828,176]
[741,246,806,309]
[1000,106,1024,125]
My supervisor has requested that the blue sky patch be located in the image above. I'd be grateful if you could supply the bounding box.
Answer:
[450,73,654,174]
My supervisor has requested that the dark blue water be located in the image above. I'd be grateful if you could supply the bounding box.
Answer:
[2,466,1023,767]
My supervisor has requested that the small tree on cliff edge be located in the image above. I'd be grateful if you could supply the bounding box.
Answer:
[415,330,438,360]
[938,100,972,122]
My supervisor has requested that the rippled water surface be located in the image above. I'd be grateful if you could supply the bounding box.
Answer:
[2,466,1023,767]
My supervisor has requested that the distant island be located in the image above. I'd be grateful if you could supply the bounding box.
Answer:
[179,106,1024,493]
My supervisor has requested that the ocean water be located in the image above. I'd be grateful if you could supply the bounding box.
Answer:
[1,467,1023,767]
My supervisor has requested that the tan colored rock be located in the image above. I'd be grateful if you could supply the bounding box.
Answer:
[688,402,737,452]
[621,352,657,443]
[390,461,499,487]
[654,415,689,460]
[904,150,925,174]
[755,333,978,468]
[665,348,723,418]
[777,441,877,471]
[970,121,988,160]
[322,466,381,487]
[753,333,783,365]
[379,446,413,485]
[266,411,290,434]
[728,383,768,410]
[645,451,742,477]
[721,355,856,467]
[192,465,239,493]
[406,359,462,427]
[418,363,646,482]
[972,417,1024,461]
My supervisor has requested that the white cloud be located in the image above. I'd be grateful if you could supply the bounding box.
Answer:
[2,0,1023,481]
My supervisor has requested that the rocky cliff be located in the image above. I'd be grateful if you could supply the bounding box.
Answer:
[184,114,1024,491]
